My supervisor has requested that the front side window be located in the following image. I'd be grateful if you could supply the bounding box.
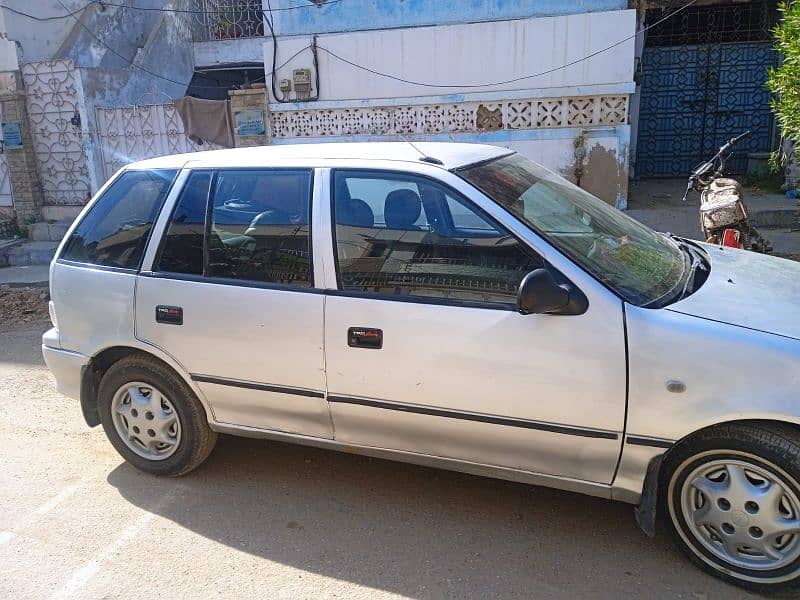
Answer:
[61,169,177,269]
[332,170,542,305]
[156,169,313,287]
[457,153,688,307]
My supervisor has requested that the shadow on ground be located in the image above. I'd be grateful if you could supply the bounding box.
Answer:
[107,435,749,598]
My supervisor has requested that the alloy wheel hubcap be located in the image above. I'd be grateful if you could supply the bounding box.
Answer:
[680,457,800,571]
[111,382,181,460]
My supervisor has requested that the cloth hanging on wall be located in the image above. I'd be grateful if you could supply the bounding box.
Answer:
[174,96,235,148]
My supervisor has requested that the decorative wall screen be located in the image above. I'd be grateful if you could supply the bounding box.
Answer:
[270,95,629,138]
[95,103,222,180]
[0,157,12,208]
[22,59,92,206]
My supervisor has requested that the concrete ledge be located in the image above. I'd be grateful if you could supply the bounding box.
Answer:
[0,265,49,286]
[5,241,58,266]
[29,222,70,242]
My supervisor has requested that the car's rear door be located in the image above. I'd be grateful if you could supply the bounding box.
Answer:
[321,167,626,485]
[136,167,332,438]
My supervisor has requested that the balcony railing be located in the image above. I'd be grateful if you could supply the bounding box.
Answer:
[193,0,265,41]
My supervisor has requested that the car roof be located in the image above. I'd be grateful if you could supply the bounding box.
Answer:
[126,142,512,172]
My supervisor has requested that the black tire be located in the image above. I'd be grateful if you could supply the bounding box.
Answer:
[98,353,217,476]
[660,422,800,594]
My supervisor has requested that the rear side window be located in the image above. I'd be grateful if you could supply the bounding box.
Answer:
[61,169,177,269]
[155,169,313,287]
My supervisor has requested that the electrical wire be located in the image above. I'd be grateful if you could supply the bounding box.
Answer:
[313,0,698,89]
[36,0,696,95]
[3,2,91,21]
[5,0,343,20]
[265,0,320,103]
[54,0,193,87]
[104,0,343,14]
[52,0,309,91]
[265,0,287,102]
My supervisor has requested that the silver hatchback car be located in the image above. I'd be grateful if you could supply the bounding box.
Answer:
[43,143,800,592]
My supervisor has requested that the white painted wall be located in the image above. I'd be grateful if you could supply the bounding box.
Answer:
[264,9,636,102]
[0,6,17,73]
[2,0,87,62]
[194,37,264,68]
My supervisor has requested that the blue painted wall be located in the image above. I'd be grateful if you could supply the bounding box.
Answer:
[269,0,628,36]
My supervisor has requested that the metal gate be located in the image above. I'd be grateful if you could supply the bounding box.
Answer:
[636,2,778,178]
[21,60,92,206]
[95,103,222,181]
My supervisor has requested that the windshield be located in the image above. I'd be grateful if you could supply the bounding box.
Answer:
[457,153,687,307]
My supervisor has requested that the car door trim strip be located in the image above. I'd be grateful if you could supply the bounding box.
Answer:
[191,374,325,399]
[138,271,516,311]
[327,395,619,439]
[625,435,674,449]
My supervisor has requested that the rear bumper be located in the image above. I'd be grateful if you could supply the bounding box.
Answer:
[42,342,88,401]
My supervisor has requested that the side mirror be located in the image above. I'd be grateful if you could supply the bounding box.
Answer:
[517,268,588,316]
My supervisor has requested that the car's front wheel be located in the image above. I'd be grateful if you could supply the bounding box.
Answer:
[662,423,800,593]
[98,354,217,476]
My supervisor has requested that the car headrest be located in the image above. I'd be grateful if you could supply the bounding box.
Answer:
[384,189,422,229]
[335,177,352,203]
[341,198,374,227]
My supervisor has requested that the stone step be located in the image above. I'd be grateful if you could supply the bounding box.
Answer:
[0,238,23,268]
[4,241,59,266]
[29,221,71,242]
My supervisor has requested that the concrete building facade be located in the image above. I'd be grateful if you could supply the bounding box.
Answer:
[0,0,782,232]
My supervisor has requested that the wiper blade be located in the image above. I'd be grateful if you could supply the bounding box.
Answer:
[678,246,708,301]
[662,233,708,301]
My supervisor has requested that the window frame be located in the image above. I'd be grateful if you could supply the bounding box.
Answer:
[328,168,544,311]
[56,168,179,273]
[151,168,214,277]
[151,167,316,290]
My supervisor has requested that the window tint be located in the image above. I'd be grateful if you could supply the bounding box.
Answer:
[156,170,211,275]
[208,170,312,286]
[61,169,176,269]
[333,171,542,305]
[337,176,428,227]
[445,196,501,232]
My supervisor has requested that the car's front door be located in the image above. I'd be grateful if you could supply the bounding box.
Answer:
[322,168,626,484]
[136,168,332,438]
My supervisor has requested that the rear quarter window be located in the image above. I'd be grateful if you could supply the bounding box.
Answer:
[61,169,177,270]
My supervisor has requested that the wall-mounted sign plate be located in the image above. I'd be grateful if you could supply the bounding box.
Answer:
[1,122,22,149]
[234,109,265,137]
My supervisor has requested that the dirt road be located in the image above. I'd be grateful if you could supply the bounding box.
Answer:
[0,323,756,599]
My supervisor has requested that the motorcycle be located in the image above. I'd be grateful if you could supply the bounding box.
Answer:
[682,131,772,253]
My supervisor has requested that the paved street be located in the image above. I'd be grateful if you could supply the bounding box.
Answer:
[0,323,758,599]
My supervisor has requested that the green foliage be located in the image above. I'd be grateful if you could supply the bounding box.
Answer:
[767,2,800,146]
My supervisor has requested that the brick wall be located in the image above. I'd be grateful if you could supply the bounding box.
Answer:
[0,91,43,227]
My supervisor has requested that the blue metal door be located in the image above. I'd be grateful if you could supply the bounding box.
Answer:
[635,3,777,178]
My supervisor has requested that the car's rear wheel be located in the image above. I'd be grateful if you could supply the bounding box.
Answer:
[661,423,800,593]
[98,354,217,476]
